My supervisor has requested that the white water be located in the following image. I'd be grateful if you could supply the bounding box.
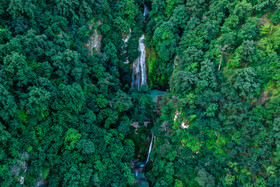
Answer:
[143,5,149,17]
[131,35,147,89]
[131,6,148,89]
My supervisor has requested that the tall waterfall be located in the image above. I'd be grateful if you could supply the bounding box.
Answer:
[131,35,147,89]
[131,6,148,89]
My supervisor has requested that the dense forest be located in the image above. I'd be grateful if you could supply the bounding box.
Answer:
[1,0,280,186]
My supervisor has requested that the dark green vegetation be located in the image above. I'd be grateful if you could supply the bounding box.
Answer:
[0,0,154,186]
[145,0,280,186]
[2,0,280,186]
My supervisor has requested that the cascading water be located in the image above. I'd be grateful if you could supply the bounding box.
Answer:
[143,5,149,17]
[131,35,147,89]
[131,6,148,89]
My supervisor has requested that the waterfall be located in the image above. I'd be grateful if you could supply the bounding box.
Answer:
[131,35,147,89]
[143,5,149,17]
[144,133,154,165]
[131,6,148,89]
[139,35,147,86]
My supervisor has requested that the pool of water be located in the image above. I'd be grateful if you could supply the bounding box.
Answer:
[150,89,166,102]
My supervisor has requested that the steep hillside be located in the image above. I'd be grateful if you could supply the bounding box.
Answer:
[146,0,280,186]
[2,0,280,186]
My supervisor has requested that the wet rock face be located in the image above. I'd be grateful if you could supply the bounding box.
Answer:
[122,28,131,43]
[85,21,102,55]
[10,152,29,185]
[85,29,102,55]
[122,28,131,64]
[10,165,20,177]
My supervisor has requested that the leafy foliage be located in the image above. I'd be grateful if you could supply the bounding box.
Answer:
[0,0,148,186]
[3,0,280,186]
[145,0,280,186]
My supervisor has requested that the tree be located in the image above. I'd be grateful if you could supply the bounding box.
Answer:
[170,71,197,94]
[55,83,85,114]
[76,139,95,154]
[2,52,35,87]
[153,21,179,61]
[232,67,259,99]
[195,168,215,187]
[170,5,189,27]
[113,90,132,112]
[0,85,17,121]
[64,128,81,150]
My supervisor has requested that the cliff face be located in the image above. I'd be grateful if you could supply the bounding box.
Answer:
[85,21,102,55]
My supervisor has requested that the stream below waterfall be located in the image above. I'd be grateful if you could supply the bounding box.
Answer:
[130,5,152,186]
